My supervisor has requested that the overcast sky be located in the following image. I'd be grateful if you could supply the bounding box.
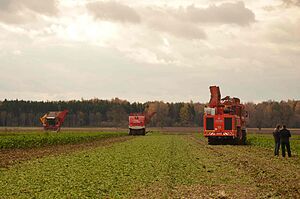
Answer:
[0,0,299,103]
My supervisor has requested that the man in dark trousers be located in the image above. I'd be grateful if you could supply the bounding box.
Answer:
[280,125,292,157]
[273,125,281,156]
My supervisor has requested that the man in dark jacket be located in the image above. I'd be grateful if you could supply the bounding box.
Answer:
[273,125,281,156]
[280,125,292,157]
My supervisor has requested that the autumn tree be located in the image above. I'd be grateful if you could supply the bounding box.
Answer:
[0,99,300,128]
[179,103,195,126]
[146,101,169,127]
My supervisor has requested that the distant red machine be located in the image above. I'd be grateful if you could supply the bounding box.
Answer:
[203,86,247,145]
[40,110,68,132]
[128,112,156,135]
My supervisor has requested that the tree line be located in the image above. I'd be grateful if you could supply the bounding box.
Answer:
[0,98,299,128]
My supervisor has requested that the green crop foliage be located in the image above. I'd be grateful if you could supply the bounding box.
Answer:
[247,133,300,155]
[1,133,300,198]
[0,132,127,149]
[0,133,253,198]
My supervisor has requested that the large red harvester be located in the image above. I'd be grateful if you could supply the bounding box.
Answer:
[128,112,156,135]
[40,110,68,132]
[203,86,247,145]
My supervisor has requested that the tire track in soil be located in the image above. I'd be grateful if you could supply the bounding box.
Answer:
[0,136,134,168]
[135,135,258,199]
[136,135,181,198]
[189,134,300,198]
[168,135,256,199]
[165,136,177,197]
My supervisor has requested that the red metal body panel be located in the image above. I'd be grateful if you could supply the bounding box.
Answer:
[128,112,156,131]
[203,86,246,143]
[209,86,221,108]
[204,114,239,137]
[129,115,146,130]
[41,110,68,131]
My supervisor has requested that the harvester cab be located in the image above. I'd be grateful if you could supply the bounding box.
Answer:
[203,86,247,145]
[128,111,156,135]
[40,110,68,132]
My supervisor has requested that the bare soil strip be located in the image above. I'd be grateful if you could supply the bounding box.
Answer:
[0,127,128,133]
[187,135,300,198]
[0,136,133,168]
[151,127,300,135]
[1,127,300,135]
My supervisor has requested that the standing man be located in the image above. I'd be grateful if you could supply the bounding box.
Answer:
[280,125,292,157]
[273,125,281,156]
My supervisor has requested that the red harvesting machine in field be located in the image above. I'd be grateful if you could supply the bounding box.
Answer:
[128,112,156,135]
[203,86,247,145]
[40,110,68,132]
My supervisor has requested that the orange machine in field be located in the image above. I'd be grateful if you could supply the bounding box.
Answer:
[40,110,68,132]
[128,112,156,135]
[203,86,247,145]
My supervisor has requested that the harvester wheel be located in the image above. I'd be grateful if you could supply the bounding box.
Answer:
[208,137,216,145]
[137,129,141,135]
[233,138,240,145]
[236,127,243,145]
[129,129,146,136]
[130,129,137,135]
[242,130,247,145]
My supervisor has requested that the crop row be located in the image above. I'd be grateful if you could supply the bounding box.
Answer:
[0,132,127,149]
[0,134,237,198]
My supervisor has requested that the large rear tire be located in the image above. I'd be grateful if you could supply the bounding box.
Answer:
[208,137,216,145]
[129,129,146,136]
[234,138,240,145]
[209,137,237,145]
[241,129,247,145]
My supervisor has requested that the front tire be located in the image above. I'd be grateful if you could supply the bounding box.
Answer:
[241,129,247,145]
[208,137,216,145]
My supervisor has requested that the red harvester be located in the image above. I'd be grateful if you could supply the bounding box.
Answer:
[40,110,68,132]
[128,112,156,135]
[203,86,247,145]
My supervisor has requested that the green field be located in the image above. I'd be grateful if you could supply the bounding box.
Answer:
[247,133,300,155]
[0,131,300,198]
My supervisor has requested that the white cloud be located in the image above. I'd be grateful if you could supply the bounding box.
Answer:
[0,0,58,24]
[179,1,255,25]
[86,1,140,23]
[0,0,299,102]
[283,0,300,6]
[144,8,206,40]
